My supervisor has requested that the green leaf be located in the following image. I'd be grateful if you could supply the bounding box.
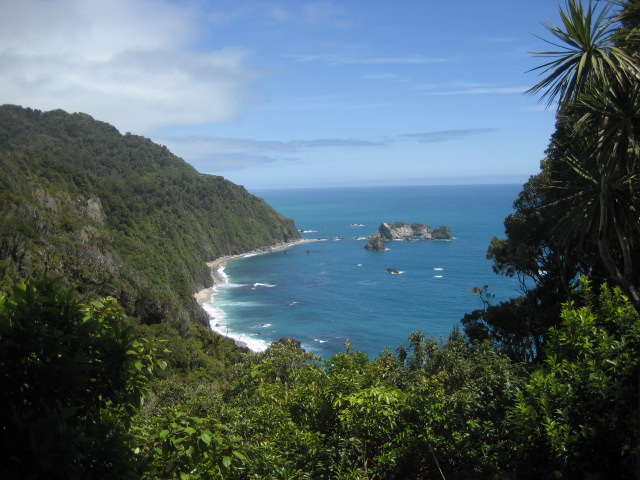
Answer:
[232,451,247,462]
[199,432,211,445]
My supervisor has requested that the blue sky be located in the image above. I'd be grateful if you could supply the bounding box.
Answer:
[0,0,567,190]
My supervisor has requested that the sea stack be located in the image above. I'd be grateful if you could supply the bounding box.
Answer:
[365,235,386,251]
[364,221,452,251]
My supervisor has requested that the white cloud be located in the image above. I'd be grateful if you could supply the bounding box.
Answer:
[266,1,350,28]
[159,129,495,172]
[301,2,350,28]
[427,84,527,95]
[402,129,498,143]
[285,53,447,65]
[160,134,384,162]
[268,6,292,22]
[0,0,261,134]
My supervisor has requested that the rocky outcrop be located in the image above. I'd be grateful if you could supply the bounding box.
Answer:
[85,196,106,224]
[431,225,453,240]
[365,235,386,251]
[379,222,431,240]
[364,221,452,251]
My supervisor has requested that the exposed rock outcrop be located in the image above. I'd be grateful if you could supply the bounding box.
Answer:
[431,225,453,240]
[379,222,431,240]
[85,196,106,224]
[365,235,386,251]
[364,221,452,251]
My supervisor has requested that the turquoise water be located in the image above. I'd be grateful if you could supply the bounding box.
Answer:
[203,184,523,358]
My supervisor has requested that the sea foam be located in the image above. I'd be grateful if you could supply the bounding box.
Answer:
[209,184,524,359]
[202,269,270,353]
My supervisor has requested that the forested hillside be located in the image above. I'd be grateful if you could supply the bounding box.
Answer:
[1,1,640,479]
[0,104,299,330]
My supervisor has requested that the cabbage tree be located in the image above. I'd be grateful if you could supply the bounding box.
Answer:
[528,0,640,309]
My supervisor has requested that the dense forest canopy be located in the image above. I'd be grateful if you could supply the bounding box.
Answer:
[1,1,640,479]
[0,104,300,329]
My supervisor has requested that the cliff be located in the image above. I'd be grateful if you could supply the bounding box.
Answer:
[0,105,300,329]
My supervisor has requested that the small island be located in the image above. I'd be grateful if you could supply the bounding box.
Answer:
[365,222,452,251]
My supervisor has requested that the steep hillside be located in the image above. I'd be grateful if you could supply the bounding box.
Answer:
[0,105,299,332]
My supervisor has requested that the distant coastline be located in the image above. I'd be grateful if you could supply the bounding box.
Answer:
[204,185,522,358]
[194,238,317,351]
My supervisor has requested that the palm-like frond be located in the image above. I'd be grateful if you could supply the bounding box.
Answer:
[574,77,640,173]
[612,0,640,31]
[527,0,637,109]
[531,0,640,308]
[547,136,600,243]
[548,125,640,251]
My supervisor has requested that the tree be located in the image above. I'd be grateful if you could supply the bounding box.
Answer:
[475,172,590,362]
[0,277,164,479]
[527,0,640,310]
[508,279,640,478]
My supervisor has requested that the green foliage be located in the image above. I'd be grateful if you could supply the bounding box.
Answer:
[0,104,299,332]
[476,173,589,363]
[508,279,640,478]
[138,321,246,381]
[183,333,524,480]
[392,332,524,479]
[135,408,247,479]
[481,0,640,360]
[527,0,637,109]
[527,0,640,309]
[4,5,640,479]
[0,104,299,393]
[0,277,164,479]
[462,294,545,363]
[4,276,637,479]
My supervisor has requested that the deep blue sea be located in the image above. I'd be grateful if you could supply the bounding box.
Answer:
[203,184,523,359]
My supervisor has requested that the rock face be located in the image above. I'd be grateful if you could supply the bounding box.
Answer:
[379,222,432,240]
[431,225,453,240]
[365,235,386,251]
[364,221,452,251]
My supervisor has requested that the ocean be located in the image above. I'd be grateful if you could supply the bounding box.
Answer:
[202,184,524,359]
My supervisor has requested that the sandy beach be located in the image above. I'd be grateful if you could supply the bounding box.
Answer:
[194,238,317,307]
[194,238,318,351]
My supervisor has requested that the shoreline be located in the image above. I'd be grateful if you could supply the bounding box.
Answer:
[194,238,318,352]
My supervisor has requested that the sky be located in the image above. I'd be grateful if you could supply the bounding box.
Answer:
[0,0,568,191]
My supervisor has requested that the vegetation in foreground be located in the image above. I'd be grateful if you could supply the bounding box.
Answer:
[1,0,639,478]
[2,276,638,479]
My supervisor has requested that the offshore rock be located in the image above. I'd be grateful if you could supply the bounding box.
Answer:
[431,225,453,240]
[364,221,452,251]
[365,235,386,251]
[379,221,432,240]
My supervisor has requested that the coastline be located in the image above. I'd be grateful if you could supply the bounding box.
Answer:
[194,238,317,352]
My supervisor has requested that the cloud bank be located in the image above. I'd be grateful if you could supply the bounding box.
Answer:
[161,128,498,172]
[0,0,260,134]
